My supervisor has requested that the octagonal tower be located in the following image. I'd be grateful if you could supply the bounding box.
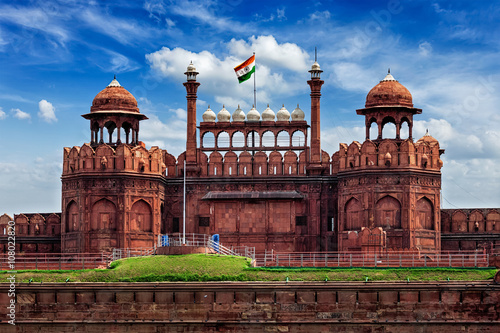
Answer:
[61,78,165,253]
[335,71,444,254]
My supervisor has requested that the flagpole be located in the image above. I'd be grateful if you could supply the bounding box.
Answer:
[253,51,256,109]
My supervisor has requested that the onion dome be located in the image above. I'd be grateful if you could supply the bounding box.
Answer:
[232,105,245,122]
[291,104,305,121]
[276,104,290,121]
[186,62,196,73]
[217,105,231,122]
[262,104,275,121]
[417,129,439,145]
[365,71,413,108]
[247,105,260,121]
[202,105,216,122]
[311,61,321,71]
[90,77,139,113]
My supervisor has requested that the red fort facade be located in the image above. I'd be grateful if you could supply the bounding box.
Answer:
[2,62,499,254]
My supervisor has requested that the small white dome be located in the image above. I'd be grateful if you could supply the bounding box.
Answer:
[247,105,260,121]
[202,105,216,122]
[186,61,197,73]
[291,104,305,121]
[276,104,290,121]
[232,105,245,122]
[217,105,231,122]
[311,61,321,71]
[262,104,275,121]
[107,76,121,87]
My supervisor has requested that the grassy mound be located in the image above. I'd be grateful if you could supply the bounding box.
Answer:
[0,254,496,283]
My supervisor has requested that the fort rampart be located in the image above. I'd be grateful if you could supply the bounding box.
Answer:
[2,281,499,332]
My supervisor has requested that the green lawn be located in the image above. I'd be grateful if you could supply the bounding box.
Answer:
[0,254,496,283]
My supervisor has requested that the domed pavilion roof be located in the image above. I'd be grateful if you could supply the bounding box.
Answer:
[90,77,139,113]
[365,71,413,108]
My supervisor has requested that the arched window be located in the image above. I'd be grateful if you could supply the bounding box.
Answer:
[66,201,78,232]
[381,120,396,139]
[202,132,215,148]
[345,198,363,230]
[217,132,230,148]
[416,197,433,230]
[247,131,260,148]
[400,118,410,139]
[276,131,289,147]
[104,121,117,144]
[368,118,377,140]
[262,131,275,147]
[131,200,153,232]
[91,199,117,231]
[291,131,305,146]
[375,196,401,229]
[232,131,245,148]
[121,122,132,144]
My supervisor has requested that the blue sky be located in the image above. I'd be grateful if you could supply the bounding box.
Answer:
[0,0,499,214]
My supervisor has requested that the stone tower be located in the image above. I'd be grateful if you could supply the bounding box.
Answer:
[61,78,165,253]
[335,71,444,253]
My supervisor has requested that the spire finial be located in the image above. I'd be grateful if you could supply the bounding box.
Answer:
[388,68,390,74]
[315,47,317,62]
[114,74,116,80]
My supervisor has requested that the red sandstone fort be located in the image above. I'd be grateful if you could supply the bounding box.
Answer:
[1,61,499,255]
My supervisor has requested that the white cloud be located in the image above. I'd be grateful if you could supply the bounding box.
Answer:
[12,108,31,120]
[170,108,187,120]
[38,99,57,123]
[306,10,331,23]
[144,0,166,22]
[0,107,6,120]
[418,41,432,57]
[331,62,379,92]
[0,4,70,45]
[79,7,154,45]
[165,18,175,28]
[165,0,254,33]
[146,35,311,107]
[228,35,310,73]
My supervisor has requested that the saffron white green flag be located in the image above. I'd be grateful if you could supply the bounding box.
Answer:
[234,55,255,83]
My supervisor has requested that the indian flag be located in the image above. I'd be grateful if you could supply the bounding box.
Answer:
[234,55,255,83]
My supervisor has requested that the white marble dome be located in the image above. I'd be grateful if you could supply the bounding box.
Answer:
[202,105,216,122]
[276,104,290,121]
[262,104,275,121]
[217,105,231,122]
[247,105,260,121]
[291,104,305,121]
[232,105,245,122]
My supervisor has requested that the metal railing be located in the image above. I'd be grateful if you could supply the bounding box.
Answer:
[256,250,490,268]
[111,247,156,261]
[158,233,211,247]
[156,233,255,260]
[0,252,109,271]
[206,239,255,260]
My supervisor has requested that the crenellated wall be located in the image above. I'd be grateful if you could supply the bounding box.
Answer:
[61,143,167,253]
[441,208,500,252]
[0,213,61,253]
[335,137,443,253]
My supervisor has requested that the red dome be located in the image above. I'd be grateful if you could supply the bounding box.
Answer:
[90,78,139,113]
[365,73,413,108]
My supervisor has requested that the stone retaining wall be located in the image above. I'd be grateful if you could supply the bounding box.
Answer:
[1,281,499,332]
